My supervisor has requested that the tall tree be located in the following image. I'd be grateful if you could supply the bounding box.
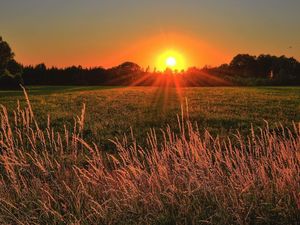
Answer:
[0,36,14,74]
[0,37,23,89]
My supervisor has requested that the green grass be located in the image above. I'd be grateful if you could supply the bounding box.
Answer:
[0,86,299,149]
[0,86,299,224]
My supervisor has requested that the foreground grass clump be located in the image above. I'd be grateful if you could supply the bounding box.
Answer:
[0,90,299,224]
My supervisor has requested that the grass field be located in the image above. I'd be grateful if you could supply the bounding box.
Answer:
[0,86,299,149]
[0,86,299,224]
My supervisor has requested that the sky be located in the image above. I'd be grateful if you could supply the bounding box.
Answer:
[0,0,299,69]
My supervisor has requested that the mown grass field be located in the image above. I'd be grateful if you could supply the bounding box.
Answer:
[0,86,299,224]
[0,86,299,149]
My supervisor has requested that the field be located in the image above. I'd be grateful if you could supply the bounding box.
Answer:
[0,86,299,224]
[1,86,299,150]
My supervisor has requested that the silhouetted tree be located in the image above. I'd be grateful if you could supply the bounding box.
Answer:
[0,37,23,89]
[229,54,258,77]
[7,59,23,75]
[0,37,14,74]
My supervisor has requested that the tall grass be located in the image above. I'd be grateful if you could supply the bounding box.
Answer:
[0,88,299,224]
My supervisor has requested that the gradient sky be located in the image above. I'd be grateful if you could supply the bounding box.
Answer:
[1,0,299,69]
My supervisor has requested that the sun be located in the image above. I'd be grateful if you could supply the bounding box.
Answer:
[166,56,177,68]
[156,49,187,72]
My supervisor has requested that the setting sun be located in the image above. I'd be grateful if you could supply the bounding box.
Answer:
[156,49,187,72]
[166,56,177,68]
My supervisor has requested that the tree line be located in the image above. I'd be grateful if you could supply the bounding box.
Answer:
[1,36,300,89]
[208,54,300,85]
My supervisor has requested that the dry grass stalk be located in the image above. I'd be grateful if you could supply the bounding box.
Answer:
[0,89,299,224]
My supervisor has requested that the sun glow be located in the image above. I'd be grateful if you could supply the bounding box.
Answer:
[166,57,177,67]
[156,50,187,72]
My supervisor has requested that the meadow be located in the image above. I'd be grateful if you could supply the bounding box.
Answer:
[0,86,299,224]
[1,86,299,150]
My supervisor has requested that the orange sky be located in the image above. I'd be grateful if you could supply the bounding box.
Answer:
[98,33,231,70]
[6,32,233,70]
[1,0,299,69]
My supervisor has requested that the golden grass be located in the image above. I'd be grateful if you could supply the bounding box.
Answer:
[0,88,299,224]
